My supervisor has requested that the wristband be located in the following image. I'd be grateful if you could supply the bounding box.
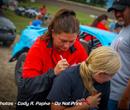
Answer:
[82,99,91,106]
[81,99,91,108]
[85,99,91,106]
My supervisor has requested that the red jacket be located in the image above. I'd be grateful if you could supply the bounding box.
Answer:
[23,38,88,78]
[96,22,109,31]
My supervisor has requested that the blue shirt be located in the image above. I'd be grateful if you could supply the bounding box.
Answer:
[32,19,42,26]
[47,65,110,110]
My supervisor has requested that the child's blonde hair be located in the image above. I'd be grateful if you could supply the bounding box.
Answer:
[80,46,120,94]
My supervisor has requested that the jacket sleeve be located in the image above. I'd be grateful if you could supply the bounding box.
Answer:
[19,69,56,95]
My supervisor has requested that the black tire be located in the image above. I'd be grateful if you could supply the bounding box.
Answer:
[15,52,27,85]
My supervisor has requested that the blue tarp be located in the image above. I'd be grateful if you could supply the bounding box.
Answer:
[12,25,47,57]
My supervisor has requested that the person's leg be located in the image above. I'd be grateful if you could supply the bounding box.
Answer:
[108,99,118,110]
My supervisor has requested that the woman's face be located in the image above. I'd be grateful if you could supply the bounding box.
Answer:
[93,72,113,84]
[101,19,108,25]
[52,32,77,51]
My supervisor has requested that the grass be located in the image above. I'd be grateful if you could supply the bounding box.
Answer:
[76,11,93,25]
[3,1,94,34]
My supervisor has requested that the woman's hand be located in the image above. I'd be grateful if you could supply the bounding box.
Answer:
[54,59,69,75]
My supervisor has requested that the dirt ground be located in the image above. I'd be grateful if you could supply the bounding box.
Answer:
[0,46,17,110]
[0,1,110,110]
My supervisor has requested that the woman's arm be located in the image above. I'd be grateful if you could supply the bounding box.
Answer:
[118,79,130,110]
[21,69,56,95]
[20,58,69,95]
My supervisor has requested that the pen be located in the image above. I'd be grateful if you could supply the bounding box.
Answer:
[60,55,63,60]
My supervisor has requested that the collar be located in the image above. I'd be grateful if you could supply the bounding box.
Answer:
[47,39,53,48]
